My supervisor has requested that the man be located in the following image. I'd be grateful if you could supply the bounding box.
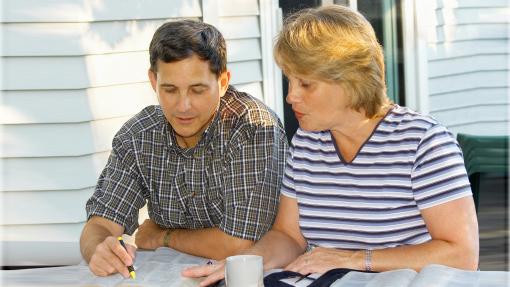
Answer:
[80,20,288,278]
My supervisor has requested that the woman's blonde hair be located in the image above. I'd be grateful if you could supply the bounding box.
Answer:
[274,5,390,118]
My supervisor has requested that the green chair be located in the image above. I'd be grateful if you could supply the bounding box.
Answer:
[456,133,508,212]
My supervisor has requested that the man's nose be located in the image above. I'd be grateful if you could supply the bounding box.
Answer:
[176,94,191,112]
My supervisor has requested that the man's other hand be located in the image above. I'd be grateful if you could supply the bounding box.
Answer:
[89,236,136,278]
[135,219,166,250]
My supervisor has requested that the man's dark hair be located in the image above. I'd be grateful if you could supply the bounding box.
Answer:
[149,20,227,77]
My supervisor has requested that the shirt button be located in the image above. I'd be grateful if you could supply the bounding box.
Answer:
[190,192,196,197]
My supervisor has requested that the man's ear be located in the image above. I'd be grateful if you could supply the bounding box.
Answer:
[148,69,157,92]
[218,71,231,97]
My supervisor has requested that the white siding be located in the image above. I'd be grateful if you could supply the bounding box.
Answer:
[426,0,510,136]
[1,0,279,266]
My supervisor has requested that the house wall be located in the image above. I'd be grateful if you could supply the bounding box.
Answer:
[0,0,281,265]
[426,0,509,136]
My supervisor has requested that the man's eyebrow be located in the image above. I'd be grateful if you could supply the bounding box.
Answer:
[190,83,209,88]
[159,83,176,88]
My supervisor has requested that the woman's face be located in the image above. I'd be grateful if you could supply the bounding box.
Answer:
[286,74,350,131]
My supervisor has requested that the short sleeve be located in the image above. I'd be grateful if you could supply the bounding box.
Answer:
[220,125,288,241]
[86,134,147,234]
[411,124,472,210]
[280,145,297,199]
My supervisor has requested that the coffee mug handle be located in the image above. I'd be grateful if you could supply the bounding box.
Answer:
[224,266,228,286]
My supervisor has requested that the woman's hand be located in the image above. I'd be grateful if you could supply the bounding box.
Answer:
[135,219,166,250]
[284,247,362,275]
[181,260,226,287]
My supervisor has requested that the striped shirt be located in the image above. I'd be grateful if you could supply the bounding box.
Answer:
[281,105,472,250]
[86,86,288,240]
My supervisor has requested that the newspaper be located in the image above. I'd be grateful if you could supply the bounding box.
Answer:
[3,250,509,287]
[266,264,508,287]
[2,247,209,287]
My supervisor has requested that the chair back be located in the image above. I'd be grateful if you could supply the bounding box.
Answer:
[456,133,508,211]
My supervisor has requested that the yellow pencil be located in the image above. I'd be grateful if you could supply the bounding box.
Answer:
[117,237,136,279]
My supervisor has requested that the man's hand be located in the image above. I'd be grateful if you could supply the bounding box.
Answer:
[135,219,166,250]
[88,236,136,278]
[181,260,226,287]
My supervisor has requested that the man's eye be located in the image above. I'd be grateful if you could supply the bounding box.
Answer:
[164,89,177,94]
[191,88,206,94]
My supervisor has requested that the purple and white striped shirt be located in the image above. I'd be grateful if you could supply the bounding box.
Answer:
[281,105,471,250]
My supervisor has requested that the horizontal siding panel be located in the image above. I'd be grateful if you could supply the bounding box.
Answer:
[2,117,128,158]
[431,104,508,127]
[436,23,508,42]
[3,50,262,90]
[227,38,262,62]
[3,188,92,225]
[1,83,157,124]
[428,54,508,77]
[220,0,259,16]
[1,0,201,22]
[437,0,509,9]
[2,153,108,191]
[429,87,508,111]
[229,60,263,85]
[427,39,508,60]
[2,19,184,56]
[428,70,509,95]
[219,16,260,39]
[2,223,84,265]
[449,122,509,136]
[436,7,510,25]
[233,82,263,101]
[2,52,149,90]
[3,241,82,265]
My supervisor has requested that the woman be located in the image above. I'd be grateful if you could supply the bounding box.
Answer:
[183,5,479,285]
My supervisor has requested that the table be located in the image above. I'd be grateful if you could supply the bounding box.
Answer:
[2,247,509,286]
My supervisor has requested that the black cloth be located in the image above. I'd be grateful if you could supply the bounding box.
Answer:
[264,268,377,287]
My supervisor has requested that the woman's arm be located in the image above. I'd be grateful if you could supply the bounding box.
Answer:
[285,196,479,275]
[181,195,307,285]
[372,196,479,271]
[245,195,308,270]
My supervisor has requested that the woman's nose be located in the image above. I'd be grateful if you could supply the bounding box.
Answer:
[286,84,299,104]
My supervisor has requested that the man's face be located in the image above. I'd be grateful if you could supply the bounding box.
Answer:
[149,54,230,147]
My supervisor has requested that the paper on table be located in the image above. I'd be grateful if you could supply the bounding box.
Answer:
[330,264,509,287]
[2,247,210,287]
[330,269,416,287]
[409,264,509,287]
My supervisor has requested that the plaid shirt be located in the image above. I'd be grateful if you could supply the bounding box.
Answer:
[86,87,288,240]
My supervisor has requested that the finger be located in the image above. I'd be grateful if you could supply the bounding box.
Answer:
[107,252,131,278]
[199,268,226,287]
[126,243,137,259]
[108,237,133,266]
[90,254,117,277]
[285,255,308,274]
[284,255,302,271]
[181,263,220,278]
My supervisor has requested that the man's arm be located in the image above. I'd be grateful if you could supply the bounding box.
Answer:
[135,219,254,259]
[80,216,136,277]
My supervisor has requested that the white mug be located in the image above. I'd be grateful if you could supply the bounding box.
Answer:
[225,255,264,287]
